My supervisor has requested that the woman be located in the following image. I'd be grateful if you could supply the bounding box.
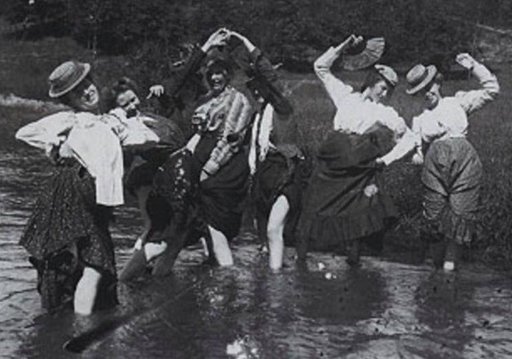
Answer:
[406,53,499,271]
[104,77,184,248]
[120,29,253,280]
[15,60,156,315]
[296,35,416,267]
[226,30,307,271]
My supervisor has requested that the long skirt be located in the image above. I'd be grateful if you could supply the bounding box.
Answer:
[296,130,397,254]
[421,138,482,244]
[20,159,117,312]
[252,145,311,245]
[146,134,250,247]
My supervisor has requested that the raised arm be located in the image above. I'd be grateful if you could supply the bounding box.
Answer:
[314,35,363,108]
[148,29,230,103]
[229,30,292,116]
[454,53,500,115]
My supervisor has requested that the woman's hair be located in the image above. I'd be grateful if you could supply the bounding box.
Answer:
[360,69,394,94]
[102,76,140,112]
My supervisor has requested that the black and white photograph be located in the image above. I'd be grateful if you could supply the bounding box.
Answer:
[1,0,512,357]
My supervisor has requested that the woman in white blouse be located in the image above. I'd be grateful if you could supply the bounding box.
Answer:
[296,35,416,267]
[16,61,157,315]
[406,53,499,271]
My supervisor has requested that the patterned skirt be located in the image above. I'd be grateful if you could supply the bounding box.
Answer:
[296,130,397,254]
[19,159,117,311]
[421,138,482,244]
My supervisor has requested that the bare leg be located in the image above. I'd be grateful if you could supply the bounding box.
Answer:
[208,225,234,267]
[267,195,289,271]
[74,267,101,315]
[134,186,152,247]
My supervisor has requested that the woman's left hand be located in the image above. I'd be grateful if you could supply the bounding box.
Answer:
[200,170,209,182]
[455,53,476,70]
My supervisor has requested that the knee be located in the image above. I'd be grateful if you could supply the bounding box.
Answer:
[267,222,282,241]
[81,267,101,286]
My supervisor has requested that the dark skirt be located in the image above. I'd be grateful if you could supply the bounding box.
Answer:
[296,130,397,253]
[197,142,251,240]
[146,148,205,246]
[252,145,311,245]
[421,138,482,244]
[19,159,117,311]
[146,133,250,248]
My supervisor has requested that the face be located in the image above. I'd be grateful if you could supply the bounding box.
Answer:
[116,89,140,116]
[367,80,390,103]
[209,70,228,95]
[422,82,441,109]
[67,78,99,112]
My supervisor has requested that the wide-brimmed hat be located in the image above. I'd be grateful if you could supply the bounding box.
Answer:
[48,60,91,98]
[374,64,398,87]
[342,37,386,71]
[406,64,438,95]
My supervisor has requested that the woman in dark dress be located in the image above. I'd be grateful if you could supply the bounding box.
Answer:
[120,29,253,280]
[226,30,309,271]
[296,35,416,267]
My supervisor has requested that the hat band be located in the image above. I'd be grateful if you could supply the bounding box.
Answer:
[409,69,431,88]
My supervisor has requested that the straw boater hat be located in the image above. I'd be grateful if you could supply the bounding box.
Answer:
[48,60,91,98]
[405,64,438,95]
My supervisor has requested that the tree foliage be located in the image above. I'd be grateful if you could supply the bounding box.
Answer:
[2,0,511,70]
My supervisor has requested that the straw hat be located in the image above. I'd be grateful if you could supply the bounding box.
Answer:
[48,60,91,98]
[406,64,438,95]
[375,64,398,87]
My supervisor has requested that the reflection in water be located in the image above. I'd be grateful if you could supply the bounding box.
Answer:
[2,134,512,358]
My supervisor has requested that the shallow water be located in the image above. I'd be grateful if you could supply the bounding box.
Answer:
[1,130,512,358]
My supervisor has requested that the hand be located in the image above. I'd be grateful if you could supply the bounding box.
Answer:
[147,84,164,99]
[411,153,424,165]
[201,28,229,52]
[185,133,201,153]
[364,184,379,197]
[375,157,386,168]
[200,170,209,182]
[58,141,74,158]
[337,34,364,53]
[455,53,476,70]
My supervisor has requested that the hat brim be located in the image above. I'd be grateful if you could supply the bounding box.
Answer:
[406,66,437,95]
[49,63,91,98]
[342,37,385,71]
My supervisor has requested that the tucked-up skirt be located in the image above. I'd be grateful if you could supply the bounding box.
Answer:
[296,130,397,253]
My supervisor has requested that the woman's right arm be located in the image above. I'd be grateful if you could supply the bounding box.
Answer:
[15,112,76,153]
[314,35,362,107]
[148,29,229,100]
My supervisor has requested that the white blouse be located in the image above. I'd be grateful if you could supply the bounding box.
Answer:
[412,61,500,147]
[314,46,416,165]
[15,111,158,206]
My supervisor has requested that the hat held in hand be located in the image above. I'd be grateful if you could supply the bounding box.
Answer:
[48,60,91,98]
[342,37,385,71]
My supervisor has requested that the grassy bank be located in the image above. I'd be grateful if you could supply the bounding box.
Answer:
[2,37,512,269]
